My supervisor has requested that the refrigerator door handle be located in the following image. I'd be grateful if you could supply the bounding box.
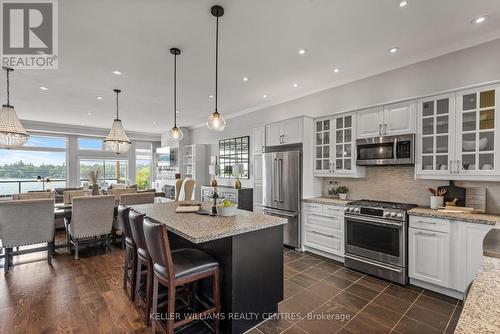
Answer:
[278,158,283,203]
[272,158,277,202]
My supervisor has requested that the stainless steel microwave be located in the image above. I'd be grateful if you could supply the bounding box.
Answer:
[356,134,414,166]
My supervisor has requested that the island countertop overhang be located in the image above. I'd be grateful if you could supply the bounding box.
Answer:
[130,202,288,244]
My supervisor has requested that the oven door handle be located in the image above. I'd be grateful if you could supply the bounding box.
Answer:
[345,215,403,227]
[344,254,403,273]
[393,137,398,161]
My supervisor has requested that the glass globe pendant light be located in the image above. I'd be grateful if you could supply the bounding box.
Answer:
[168,47,183,141]
[207,5,226,131]
[0,67,29,148]
[103,89,131,154]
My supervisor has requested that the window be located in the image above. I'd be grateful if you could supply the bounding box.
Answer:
[79,159,128,185]
[0,135,67,197]
[136,147,152,190]
[78,137,104,150]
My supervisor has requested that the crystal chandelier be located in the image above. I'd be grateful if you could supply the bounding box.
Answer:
[207,5,226,131]
[0,67,28,148]
[104,89,131,154]
[168,47,184,141]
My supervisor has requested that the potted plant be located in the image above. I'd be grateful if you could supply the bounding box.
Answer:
[336,185,349,200]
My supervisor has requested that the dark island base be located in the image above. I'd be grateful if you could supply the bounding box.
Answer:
[169,225,284,334]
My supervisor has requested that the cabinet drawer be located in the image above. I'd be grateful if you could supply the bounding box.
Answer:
[303,202,323,214]
[323,205,345,217]
[304,226,343,255]
[409,216,450,233]
[305,213,343,233]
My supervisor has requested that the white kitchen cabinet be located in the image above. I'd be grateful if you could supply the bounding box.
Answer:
[356,101,415,138]
[302,202,345,259]
[252,126,266,155]
[409,226,450,287]
[314,113,364,177]
[265,118,303,146]
[416,85,500,180]
[252,154,263,213]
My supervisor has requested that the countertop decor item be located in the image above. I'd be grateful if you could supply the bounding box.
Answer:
[428,187,446,209]
[0,67,28,148]
[336,185,349,200]
[232,163,243,189]
[438,180,466,207]
[168,47,184,141]
[89,169,100,196]
[104,89,131,154]
[206,5,226,131]
[217,202,237,217]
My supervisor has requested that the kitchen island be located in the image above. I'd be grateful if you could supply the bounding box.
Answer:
[131,202,287,334]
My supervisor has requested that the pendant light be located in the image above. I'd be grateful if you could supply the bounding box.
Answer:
[168,48,184,141]
[207,5,226,131]
[0,67,28,148]
[104,89,131,154]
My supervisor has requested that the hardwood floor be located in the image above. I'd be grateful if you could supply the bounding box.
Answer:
[0,233,462,334]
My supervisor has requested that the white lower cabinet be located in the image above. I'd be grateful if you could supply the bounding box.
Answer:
[409,227,450,287]
[302,202,345,259]
[408,215,493,299]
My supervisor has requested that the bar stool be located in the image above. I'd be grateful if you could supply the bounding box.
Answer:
[143,217,221,334]
[117,204,137,301]
[129,209,153,326]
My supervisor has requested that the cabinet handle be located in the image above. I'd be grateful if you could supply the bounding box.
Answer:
[416,220,437,225]
[310,230,336,238]
[384,123,387,135]
[379,124,382,136]
[449,160,453,174]
[456,160,460,174]
[415,231,437,237]
[283,134,287,143]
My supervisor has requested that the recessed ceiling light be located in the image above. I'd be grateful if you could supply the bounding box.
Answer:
[96,96,104,100]
[176,110,180,114]
[333,68,340,73]
[293,83,299,88]
[39,86,48,91]
[243,77,249,82]
[209,94,214,98]
[263,94,268,98]
[298,49,307,55]
[112,70,123,75]
[399,1,408,7]
[472,16,487,24]
[87,112,92,116]
[389,47,399,54]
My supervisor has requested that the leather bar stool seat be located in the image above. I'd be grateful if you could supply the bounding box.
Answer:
[117,205,137,302]
[153,248,219,280]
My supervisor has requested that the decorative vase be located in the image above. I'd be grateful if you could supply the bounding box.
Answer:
[234,178,241,189]
[92,184,99,196]
[210,175,218,187]
[339,193,348,200]
[430,196,444,209]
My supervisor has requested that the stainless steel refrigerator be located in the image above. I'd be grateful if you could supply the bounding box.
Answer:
[262,148,301,248]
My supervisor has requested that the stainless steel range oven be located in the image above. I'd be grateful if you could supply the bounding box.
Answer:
[344,200,416,284]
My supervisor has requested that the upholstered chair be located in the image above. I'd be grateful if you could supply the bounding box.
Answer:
[66,195,115,259]
[177,179,196,202]
[0,199,55,272]
[120,192,155,206]
[174,179,184,201]
[63,190,90,204]
[12,191,55,201]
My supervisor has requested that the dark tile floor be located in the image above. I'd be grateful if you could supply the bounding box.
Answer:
[251,248,462,334]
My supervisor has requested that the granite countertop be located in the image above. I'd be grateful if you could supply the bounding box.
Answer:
[408,207,500,226]
[130,202,287,244]
[303,197,351,206]
[455,256,500,333]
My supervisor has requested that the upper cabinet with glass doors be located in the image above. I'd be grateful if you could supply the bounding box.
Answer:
[416,85,500,180]
[314,112,365,178]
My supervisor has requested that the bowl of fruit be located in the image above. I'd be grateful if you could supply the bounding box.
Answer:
[216,199,237,217]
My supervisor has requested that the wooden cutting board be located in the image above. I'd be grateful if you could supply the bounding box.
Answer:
[175,206,200,213]
[438,181,466,207]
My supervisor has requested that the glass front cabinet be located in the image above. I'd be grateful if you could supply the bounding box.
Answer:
[314,112,365,178]
[416,85,500,179]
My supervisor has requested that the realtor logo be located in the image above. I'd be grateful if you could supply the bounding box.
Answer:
[1,0,58,69]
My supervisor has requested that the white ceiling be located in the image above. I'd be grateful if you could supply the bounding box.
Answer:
[7,0,500,134]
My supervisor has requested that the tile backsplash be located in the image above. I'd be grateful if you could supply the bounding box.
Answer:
[322,167,500,214]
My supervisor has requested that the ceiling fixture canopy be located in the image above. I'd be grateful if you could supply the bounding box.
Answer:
[104,89,131,154]
[207,5,226,131]
[0,67,28,148]
[168,47,184,141]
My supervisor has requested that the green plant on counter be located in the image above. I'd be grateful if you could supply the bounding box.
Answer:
[336,185,349,194]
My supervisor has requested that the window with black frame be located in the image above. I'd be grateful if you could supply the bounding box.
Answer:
[218,136,249,179]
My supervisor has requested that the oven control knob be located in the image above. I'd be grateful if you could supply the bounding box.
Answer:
[396,213,403,218]
[384,211,390,217]
[354,208,360,213]
[349,207,355,212]
[390,212,397,217]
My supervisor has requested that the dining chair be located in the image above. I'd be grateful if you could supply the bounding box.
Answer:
[12,191,55,200]
[0,199,55,273]
[120,192,155,206]
[66,195,115,259]
[117,205,137,301]
[143,217,220,334]
[128,209,153,326]
[63,190,90,204]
